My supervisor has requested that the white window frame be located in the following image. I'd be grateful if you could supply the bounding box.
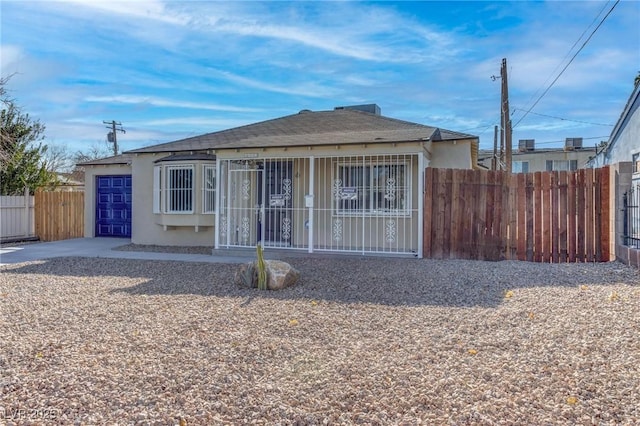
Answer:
[153,165,162,214]
[333,161,410,216]
[202,164,216,214]
[165,164,194,214]
[512,161,529,173]
[546,160,578,171]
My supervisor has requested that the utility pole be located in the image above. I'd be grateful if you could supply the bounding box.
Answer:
[492,58,512,172]
[492,125,498,170]
[500,58,512,173]
[103,120,125,156]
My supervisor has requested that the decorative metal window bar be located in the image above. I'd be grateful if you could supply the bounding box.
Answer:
[623,182,640,249]
[217,154,420,256]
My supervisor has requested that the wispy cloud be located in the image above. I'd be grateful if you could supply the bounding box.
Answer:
[84,95,262,113]
[1,0,637,153]
[56,0,189,25]
[51,0,459,64]
[206,69,341,98]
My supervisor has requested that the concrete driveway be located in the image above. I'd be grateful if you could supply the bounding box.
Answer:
[0,238,249,265]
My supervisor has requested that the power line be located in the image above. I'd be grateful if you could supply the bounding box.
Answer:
[516,135,609,147]
[511,108,614,127]
[459,122,498,134]
[514,0,613,124]
[513,0,620,129]
[479,135,609,150]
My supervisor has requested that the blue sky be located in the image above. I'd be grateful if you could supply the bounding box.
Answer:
[1,0,639,155]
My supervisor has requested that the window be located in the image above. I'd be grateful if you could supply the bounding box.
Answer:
[153,158,216,216]
[546,160,578,171]
[202,165,216,213]
[335,162,408,215]
[166,166,193,213]
[633,153,639,174]
[512,161,529,173]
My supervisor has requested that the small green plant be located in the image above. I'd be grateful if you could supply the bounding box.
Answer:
[256,244,268,290]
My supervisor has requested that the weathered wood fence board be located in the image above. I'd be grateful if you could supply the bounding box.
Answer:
[35,191,84,242]
[424,166,611,263]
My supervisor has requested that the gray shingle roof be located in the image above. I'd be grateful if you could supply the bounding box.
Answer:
[153,153,217,163]
[76,153,132,166]
[126,109,477,154]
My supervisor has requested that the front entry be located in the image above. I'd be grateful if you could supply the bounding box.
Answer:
[222,160,293,247]
[260,160,293,247]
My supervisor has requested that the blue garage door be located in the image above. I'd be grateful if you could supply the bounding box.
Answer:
[96,175,132,237]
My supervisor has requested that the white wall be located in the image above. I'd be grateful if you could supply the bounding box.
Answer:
[590,85,640,167]
[606,100,640,164]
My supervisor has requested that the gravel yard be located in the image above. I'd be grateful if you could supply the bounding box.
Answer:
[1,256,639,425]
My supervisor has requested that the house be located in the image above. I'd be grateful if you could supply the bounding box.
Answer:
[478,138,597,172]
[80,104,479,257]
[55,170,85,191]
[587,81,640,173]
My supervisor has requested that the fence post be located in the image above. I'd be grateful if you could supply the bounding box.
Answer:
[23,186,30,238]
[613,162,634,265]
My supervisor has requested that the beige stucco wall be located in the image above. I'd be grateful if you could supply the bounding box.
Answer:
[84,139,472,249]
[83,164,132,238]
[429,140,474,169]
[130,153,215,246]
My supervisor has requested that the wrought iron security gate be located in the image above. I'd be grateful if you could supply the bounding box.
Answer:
[218,159,300,248]
[312,154,420,255]
[623,181,640,248]
[217,154,422,256]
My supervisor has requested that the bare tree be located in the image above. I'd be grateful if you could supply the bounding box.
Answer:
[73,141,114,167]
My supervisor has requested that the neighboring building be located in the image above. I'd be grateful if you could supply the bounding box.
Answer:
[55,170,85,191]
[587,81,640,172]
[478,138,597,173]
[80,104,479,257]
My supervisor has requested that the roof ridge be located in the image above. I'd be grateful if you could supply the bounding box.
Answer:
[125,108,476,154]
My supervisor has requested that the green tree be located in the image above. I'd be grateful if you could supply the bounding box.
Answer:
[1,76,58,194]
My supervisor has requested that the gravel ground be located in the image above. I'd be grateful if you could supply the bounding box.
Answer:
[1,256,639,425]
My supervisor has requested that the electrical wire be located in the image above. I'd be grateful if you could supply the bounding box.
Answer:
[511,108,614,127]
[513,1,612,126]
[513,135,609,147]
[478,135,609,150]
[512,0,620,129]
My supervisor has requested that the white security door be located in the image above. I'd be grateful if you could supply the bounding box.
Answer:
[222,161,263,247]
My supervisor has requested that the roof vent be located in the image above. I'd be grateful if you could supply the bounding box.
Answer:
[565,137,583,151]
[518,139,535,152]
[334,104,381,115]
[298,109,312,114]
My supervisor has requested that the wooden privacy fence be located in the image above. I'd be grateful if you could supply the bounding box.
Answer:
[424,166,611,262]
[35,191,84,242]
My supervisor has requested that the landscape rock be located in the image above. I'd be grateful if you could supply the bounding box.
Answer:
[234,262,257,288]
[264,260,300,290]
[234,260,300,290]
